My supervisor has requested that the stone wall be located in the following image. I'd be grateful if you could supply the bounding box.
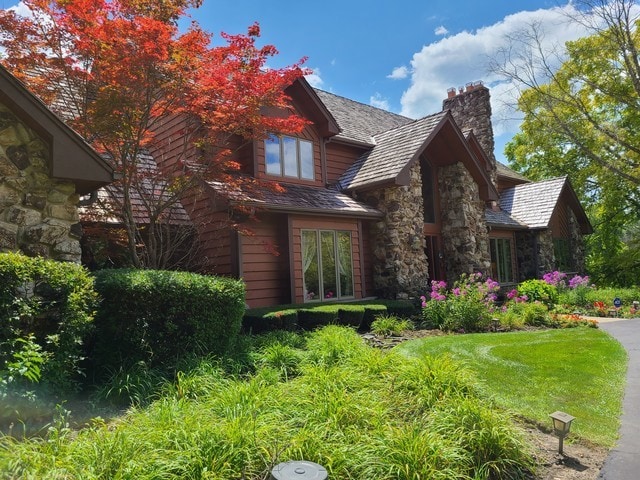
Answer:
[438,162,491,282]
[568,209,586,273]
[515,229,556,280]
[0,103,82,262]
[363,161,429,298]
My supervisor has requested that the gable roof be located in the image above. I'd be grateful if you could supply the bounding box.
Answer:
[497,161,530,183]
[499,176,592,233]
[313,89,413,145]
[338,112,448,190]
[0,64,114,194]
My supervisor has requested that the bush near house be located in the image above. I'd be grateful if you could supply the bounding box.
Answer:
[0,252,98,395]
[89,269,245,378]
[243,300,414,333]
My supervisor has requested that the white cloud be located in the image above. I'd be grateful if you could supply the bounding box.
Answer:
[399,5,596,150]
[305,67,324,88]
[370,92,390,110]
[387,65,409,80]
[9,1,34,17]
[434,25,449,36]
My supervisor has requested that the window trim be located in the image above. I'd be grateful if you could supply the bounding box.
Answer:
[490,237,515,284]
[301,229,355,303]
[265,134,315,180]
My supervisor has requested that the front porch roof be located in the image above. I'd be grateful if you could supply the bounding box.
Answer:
[206,180,383,219]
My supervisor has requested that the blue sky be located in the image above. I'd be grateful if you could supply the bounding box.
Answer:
[6,1,596,162]
[193,0,595,163]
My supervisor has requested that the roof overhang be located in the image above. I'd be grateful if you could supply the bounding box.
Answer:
[560,181,593,234]
[0,65,115,195]
[397,113,498,201]
[285,77,340,138]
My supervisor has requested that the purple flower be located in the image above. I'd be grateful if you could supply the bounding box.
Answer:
[507,289,518,300]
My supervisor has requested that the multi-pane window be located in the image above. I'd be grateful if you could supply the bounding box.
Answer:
[302,230,354,302]
[265,135,314,180]
[490,238,514,284]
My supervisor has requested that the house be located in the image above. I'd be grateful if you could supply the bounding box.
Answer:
[150,78,592,308]
[0,65,114,263]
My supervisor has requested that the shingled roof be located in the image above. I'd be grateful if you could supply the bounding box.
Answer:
[313,89,413,145]
[485,207,527,229]
[496,161,530,183]
[499,177,567,228]
[338,112,449,191]
[206,181,383,219]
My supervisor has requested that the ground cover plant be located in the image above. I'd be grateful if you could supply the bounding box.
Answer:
[0,326,534,479]
[397,327,627,447]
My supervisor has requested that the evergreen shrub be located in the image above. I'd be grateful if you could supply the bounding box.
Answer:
[90,269,244,376]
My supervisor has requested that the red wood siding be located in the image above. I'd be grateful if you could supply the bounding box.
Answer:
[290,215,363,304]
[325,142,364,185]
[240,213,291,308]
[549,203,570,239]
[360,220,375,297]
[149,113,253,175]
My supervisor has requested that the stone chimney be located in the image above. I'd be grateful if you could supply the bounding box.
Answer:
[443,81,497,185]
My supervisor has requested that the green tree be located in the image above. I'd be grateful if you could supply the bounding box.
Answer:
[494,0,640,285]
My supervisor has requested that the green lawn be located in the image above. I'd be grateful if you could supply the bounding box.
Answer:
[396,327,627,447]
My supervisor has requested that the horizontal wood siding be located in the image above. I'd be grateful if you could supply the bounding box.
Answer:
[549,203,570,239]
[361,221,375,297]
[290,215,362,304]
[325,142,363,185]
[241,213,291,308]
[255,122,324,186]
[149,113,253,175]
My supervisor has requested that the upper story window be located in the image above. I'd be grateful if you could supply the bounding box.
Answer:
[265,134,314,180]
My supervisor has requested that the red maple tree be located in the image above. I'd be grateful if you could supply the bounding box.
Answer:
[0,0,308,268]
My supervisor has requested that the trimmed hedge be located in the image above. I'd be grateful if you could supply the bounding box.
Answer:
[243,300,416,333]
[0,252,98,393]
[90,269,245,376]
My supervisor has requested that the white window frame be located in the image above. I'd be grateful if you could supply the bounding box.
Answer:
[265,135,314,180]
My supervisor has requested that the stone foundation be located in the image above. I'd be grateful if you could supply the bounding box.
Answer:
[438,162,491,282]
[0,103,82,262]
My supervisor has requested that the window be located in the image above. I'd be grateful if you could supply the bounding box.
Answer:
[554,238,572,271]
[421,160,436,224]
[490,238,514,283]
[265,135,314,180]
[302,230,354,302]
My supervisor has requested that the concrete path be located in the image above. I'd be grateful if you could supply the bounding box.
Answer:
[597,318,640,480]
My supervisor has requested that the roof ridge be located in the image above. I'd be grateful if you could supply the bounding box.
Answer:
[372,110,448,140]
[313,88,413,121]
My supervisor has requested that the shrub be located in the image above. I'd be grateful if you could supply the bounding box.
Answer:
[296,307,338,330]
[0,252,98,393]
[517,279,558,307]
[337,305,365,328]
[502,301,551,327]
[421,274,498,332]
[90,269,245,377]
[360,304,388,331]
[371,314,413,336]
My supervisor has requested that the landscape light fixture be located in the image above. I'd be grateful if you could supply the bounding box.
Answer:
[549,411,575,455]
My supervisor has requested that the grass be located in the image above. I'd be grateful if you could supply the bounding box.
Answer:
[0,326,533,479]
[396,327,627,447]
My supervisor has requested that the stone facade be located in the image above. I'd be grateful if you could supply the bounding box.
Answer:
[438,162,491,282]
[364,161,429,298]
[0,103,82,262]
[568,209,586,273]
[514,229,556,280]
[443,83,497,185]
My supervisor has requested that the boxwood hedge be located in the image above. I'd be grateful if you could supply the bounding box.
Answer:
[90,269,245,376]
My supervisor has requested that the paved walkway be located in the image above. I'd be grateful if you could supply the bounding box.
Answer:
[597,318,640,480]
